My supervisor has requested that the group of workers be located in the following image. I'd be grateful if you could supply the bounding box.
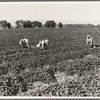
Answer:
[19,34,98,50]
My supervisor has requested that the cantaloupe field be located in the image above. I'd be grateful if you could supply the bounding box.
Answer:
[0,27,100,96]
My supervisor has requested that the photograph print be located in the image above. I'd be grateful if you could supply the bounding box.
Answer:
[0,1,100,97]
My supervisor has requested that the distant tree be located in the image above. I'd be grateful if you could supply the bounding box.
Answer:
[36,21,42,28]
[58,22,63,28]
[7,22,11,29]
[23,20,32,28]
[44,20,56,28]
[0,20,8,29]
[3,20,8,28]
[15,20,25,28]
[32,21,42,28]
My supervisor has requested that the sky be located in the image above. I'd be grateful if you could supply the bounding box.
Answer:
[1,2,100,25]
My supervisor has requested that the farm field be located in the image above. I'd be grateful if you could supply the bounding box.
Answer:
[0,27,100,96]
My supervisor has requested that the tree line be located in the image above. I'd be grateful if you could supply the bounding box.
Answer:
[15,20,63,28]
[1,20,100,29]
[0,20,63,29]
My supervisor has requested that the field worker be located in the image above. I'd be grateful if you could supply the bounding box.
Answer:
[19,38,29,48]
[86,35,96,48]
[36,39,49,50]
[86,34,91,45]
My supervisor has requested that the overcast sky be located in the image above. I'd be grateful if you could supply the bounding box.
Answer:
[1,2,100,25]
